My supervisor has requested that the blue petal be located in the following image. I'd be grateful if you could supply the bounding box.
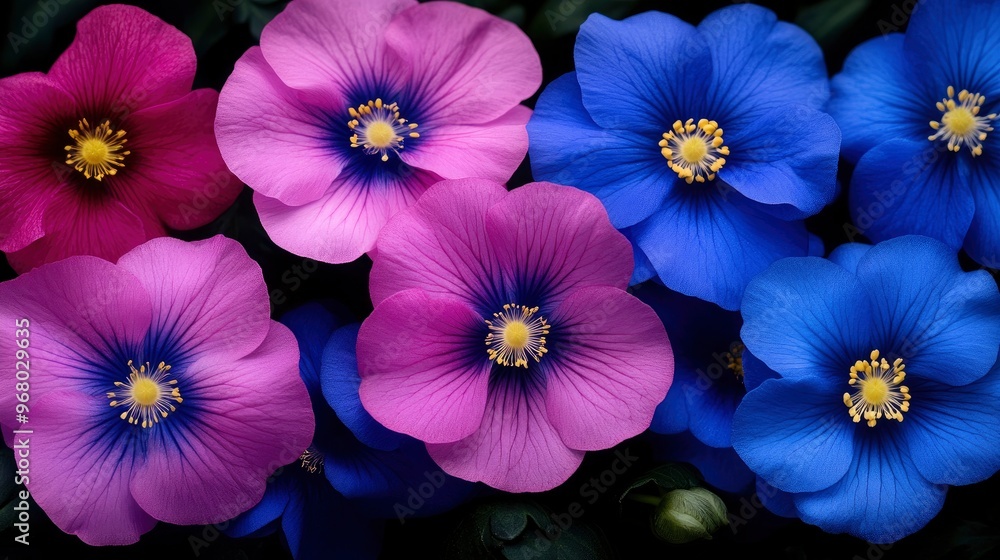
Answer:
[225,473,294,538]
[740,256,872,384]
[574,12,712,133]
[649,377,689,435]
[741,350,779,392]
[854,235,1000,386]
[686,378,743,448]
[827,242,872,274]
[964,149,1000,266]
[699,4,829,123]
[632,189,818,310]
[793,429,946,544]
[527,72,676,228]
[829,34,929,162]
[282,479,384,560]
[629,241,657,285]
[732,378,854,493]
[281,302,345,394]
[849,139,973,249]
[902,365,1000,485]
[904,0,1000,102]
[321,324,404,451]
[648,432,755,494]
[755,477,798,519]
[719,105,840,218]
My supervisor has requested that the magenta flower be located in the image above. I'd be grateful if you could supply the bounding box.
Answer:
[0,235,313,545]
[0,5,241,273]
[357,179,673,492]
[215,0,541,263]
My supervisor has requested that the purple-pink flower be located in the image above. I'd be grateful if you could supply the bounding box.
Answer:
[357,179,674,492]
[0,5,241,273]
[215,0,542,264]
[0,235,313,545]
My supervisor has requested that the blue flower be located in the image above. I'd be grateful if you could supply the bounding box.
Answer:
[527,4,839,309]
[636,285,761,493]
[829,0,1000,265]
[227,303,475,559]
[732,236,1000,543]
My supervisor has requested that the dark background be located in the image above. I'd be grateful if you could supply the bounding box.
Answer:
[2,0,997,558]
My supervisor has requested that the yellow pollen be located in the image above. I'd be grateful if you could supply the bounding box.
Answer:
[348,98,418,162]
[725,342,745,379]
[131,377,160,406]
[108,360,182,429]
[65,118,130,181]
[485,303,550,369]
[842,349,911,428]
[928,86,997,156]
[659,118,729,184]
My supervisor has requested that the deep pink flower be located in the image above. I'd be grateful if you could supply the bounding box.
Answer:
[215,0,541,263]
[0,235,313,545]
[357,179,674,492]
[0,5,241,273]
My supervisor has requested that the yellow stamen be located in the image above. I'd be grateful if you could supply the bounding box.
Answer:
[108,360,182,429]
[65,118,130,181]
[928,86,997,156]
[843,349,911,428]
[485,303,550,369]
[347,99,417,162]
[299,447,324,474]
[660,118,729,184]
[725,342,745,379]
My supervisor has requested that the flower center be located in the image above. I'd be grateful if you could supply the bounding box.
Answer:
[659,118,729,184]
[348,98,419,162]
[299,446,324,474]
[928,86,997,156]
[724,342,745,380]
[107,360,182,429]
[485,303,550,368]
[842,349,911,428]
[65,118,130,181]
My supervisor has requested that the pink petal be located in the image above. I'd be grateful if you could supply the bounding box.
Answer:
[384,2,541,125]
[400,105,531,182]
[115,236,270,362]
[426,386,585,492]
[543,286,673,450]
[369,178,507,307]
[358,289,490,444]
[130,322,313,524]
[4,193,158,273]
[259,0,414,94]
[216,47,345,206]
[0,73,76,252]
[0,257,152,433]
[253,166,438,264]
[22,390,157,545]
[485,182,632,308]
[48,4,195,113]
[116,89,241,230]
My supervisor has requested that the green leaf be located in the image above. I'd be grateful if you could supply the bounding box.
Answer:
[444,499,614,560]
[795,0,872,45]
[618,463,702,508]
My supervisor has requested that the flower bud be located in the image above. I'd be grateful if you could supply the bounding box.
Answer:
[652,487,727,544]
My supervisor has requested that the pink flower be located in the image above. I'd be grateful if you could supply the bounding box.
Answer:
[215,0,542,263]
[0,235,313,545]
[357,179,674,492]
[0,5,241,273]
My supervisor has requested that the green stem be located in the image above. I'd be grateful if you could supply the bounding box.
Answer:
[626,493,662,506]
